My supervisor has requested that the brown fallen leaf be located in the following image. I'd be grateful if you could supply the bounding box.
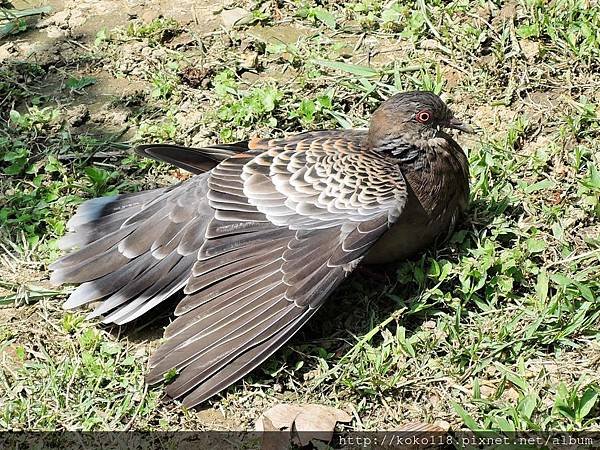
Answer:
[259,414,292,450]
[256,403,351,448]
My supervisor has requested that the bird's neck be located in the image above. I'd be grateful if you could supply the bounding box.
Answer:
[372,134,462,214]
[368,134,436,170]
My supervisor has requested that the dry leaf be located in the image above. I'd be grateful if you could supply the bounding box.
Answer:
[220,7,251,29]
[256,403,351,447]
[255,404,302,431]
[259,414,292,450]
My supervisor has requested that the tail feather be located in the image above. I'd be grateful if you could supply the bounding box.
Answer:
[84,253,173,318]
[52,175,210,325]
[67,189,166,228]
[63,255,151,309]
[134,142,249,174]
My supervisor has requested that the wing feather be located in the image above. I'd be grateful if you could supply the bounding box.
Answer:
[177,308,315,407]
[145,132,408,406]
[51,174,211,320]
[52,132,408,407]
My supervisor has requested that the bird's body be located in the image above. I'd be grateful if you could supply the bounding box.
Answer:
[50,91,470,407]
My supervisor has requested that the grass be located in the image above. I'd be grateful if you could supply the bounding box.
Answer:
[1,0,599,432]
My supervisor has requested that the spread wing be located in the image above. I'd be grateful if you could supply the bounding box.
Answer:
[50,131,408,407]
[146,133,408,406]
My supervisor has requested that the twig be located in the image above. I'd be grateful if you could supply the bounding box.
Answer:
[123,383,148,431]
[545,249,600,268]
[417,0,442,41]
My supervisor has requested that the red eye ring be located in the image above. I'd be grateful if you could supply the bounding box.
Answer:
[416,110,432,124]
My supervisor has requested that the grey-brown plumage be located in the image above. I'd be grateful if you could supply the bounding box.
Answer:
[50,91,471,407]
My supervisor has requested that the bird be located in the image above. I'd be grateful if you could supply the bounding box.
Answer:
[49,91,471,408]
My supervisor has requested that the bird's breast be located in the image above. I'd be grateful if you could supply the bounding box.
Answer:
[363,146,468,264]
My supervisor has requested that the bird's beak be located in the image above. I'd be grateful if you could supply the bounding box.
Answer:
[447,117,474,133]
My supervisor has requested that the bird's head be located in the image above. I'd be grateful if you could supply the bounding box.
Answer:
[367,91,473,150]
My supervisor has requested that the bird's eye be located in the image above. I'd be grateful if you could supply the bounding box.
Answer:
[416,110,432,124]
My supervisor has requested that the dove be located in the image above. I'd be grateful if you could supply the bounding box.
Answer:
[50,91,471,407]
